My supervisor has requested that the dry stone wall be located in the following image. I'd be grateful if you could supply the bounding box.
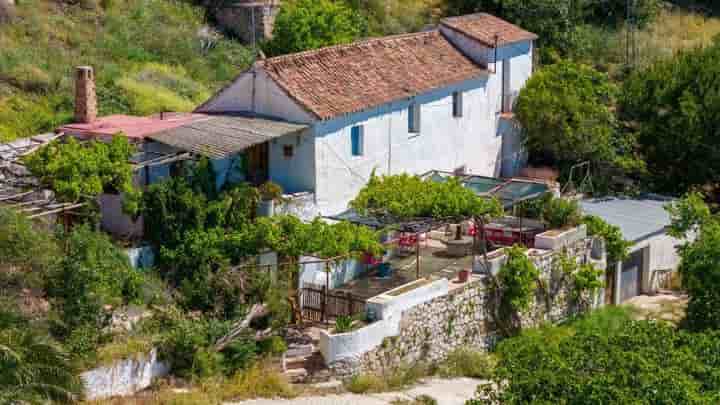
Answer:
[328,238,604,377]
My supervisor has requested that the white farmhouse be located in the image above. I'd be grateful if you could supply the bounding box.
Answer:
[156,13,538,217]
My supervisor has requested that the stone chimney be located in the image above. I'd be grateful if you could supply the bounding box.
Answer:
[74,66,97,124]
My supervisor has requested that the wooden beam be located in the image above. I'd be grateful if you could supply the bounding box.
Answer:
[27,203,86,219]
[0,191,33,202]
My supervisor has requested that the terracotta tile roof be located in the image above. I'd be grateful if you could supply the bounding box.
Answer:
[260,30,488,120]
[440,13,538,47]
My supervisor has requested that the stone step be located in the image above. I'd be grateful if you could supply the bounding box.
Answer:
[285,367,308,383]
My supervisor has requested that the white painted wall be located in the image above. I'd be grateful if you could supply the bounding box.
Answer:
[268,128,316,193]
[629,232,684,293]
[196,68,316,124]
[319,278,449,364]
[299,255,366,290]
[81,349,169,400]
[313,74,504,216]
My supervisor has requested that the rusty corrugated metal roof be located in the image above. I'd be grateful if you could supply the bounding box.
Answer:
[147,115,308,158]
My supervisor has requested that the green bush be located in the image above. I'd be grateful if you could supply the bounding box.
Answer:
[264,0,366,56]
[542,197,581,229]
[470,308,720,404]
[437,347,497,379]
[47,225,145,335]
[334,315,354,333]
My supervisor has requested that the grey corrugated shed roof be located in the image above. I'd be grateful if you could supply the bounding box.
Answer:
[580,195,675,243]
[147,115,308,158]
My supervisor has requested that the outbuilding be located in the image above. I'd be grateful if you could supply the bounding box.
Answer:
[580,195,683,304]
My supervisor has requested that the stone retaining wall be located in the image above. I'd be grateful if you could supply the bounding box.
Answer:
[328,238,605,377]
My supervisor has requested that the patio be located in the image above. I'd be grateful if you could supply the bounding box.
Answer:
[332,235,476,300]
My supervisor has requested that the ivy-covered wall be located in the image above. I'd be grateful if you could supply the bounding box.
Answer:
[328,237,605,377]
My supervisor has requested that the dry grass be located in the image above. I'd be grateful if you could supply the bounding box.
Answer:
[636,9,720,65]
[436,347,497,379]
[345,363,432,394]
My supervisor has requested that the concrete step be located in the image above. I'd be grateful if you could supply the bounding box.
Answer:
[285,367,308,383]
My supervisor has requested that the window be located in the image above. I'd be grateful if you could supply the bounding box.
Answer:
[453,91,463,117]
[351,125,364,156]
[283,145,294,159]
[408,102,421,133]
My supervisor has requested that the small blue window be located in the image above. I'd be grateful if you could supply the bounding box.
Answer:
[351,125,364,156]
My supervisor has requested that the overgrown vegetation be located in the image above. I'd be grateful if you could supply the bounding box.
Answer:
[351,173,503,220]
[24,136,140,214]
[0,0,252,141]
[264,0,366,56]
[468,307,720,404]
[666,193,720,331]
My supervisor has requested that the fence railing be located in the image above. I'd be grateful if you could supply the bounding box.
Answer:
[301,282,366,323]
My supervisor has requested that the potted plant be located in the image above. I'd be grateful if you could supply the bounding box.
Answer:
[458,268,470,283]
[257,181,283,217]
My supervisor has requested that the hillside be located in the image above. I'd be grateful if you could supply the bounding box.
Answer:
[0,0,253,142]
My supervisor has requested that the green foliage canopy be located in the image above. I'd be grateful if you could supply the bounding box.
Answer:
[515,61,627,173]
[350,173,503,220]
[469,308,720,404]
[264,0,366,56]
[497,246,540,313]
[667,194,720,331]
[24,136,139,213]
[621,39,720,194]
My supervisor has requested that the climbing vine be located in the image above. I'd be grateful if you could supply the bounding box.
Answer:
[350,173,503,220]
[24,135,140,214]
[582,214,631,263]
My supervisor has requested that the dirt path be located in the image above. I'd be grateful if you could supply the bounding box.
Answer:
[624,292,688,326]
[225,377,483,405]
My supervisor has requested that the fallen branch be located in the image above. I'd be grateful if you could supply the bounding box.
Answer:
[213,303,268,352]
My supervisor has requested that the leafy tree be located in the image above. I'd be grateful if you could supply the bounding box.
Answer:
[0,306,82,404]
[516,61,635,176]
[666,194,720,331]
[23,136,140,214]
[621,39,720,194]
[469,308,720,404]
[263,0,366,56]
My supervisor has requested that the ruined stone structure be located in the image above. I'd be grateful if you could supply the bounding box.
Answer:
[327,237,605,377]
[213,0,280,45]
[74,66,97,124]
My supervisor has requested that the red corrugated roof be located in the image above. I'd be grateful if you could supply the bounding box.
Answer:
[260,30,488,120]
[440,13,538,47]
[59,113,207,139]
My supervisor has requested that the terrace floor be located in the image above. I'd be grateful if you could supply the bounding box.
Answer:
[333,237,475,299]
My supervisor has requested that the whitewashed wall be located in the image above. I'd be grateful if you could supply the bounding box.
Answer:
[81,349,169,400]
[197,68,315,124]
[268,128,316,193]
[312,74,504,216]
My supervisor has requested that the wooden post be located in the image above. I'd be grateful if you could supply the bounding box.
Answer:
[324,261,330,324]
[416,231,420,279]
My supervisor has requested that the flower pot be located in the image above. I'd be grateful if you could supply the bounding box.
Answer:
[458,269,470,283]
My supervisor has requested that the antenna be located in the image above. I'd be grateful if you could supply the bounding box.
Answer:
[626,0,638,69]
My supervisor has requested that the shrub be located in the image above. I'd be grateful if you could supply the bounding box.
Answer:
[437,347,497,379]
[220,362,295,400]
[334,315,354,333]
[47,225,145,337]
[542,197,581,229]
[345,373,387,393]
[470,309,720,404]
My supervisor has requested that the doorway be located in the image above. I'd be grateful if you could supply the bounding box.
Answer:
[245,142,269,185]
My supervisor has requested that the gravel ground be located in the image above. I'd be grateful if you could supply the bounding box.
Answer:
[225,377,483,405]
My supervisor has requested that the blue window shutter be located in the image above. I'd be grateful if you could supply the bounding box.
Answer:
[351,125,363,156]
